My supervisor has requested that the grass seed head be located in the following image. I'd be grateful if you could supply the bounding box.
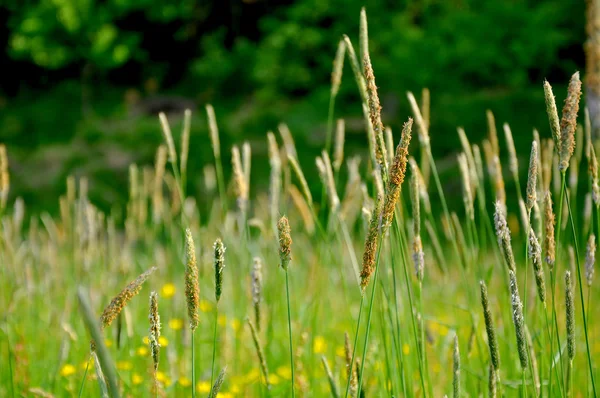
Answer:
[331,39,346,97]
[509,270,528,370]
[453,335,460,398]
[528,227,546,305]
[364,54,388,177]
[208,366,227,398]
[381,119,412,229]
[360,194,382,292]
[158,112,177,163]
[213,238,226,303]
[184,228,200,330]
[99,266,157,331]
[543,191,556,267]
[586,234,596,286]
[251,257,263,328]
[149,291,161,371]
[278,216,292,270]
[231,146,248,212]
[494,201,515,271]
[526,141,538,213]
[565,270,575,360]
[488,363,497,398]
[479,281,500,370]
[544,80,561,145]
[559,72,582,172]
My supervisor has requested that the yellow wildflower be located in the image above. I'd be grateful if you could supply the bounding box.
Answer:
[230,318,241,332]
[313,336,326,354]
[403,344,410,355]
[132,373,143,385]
[179,377,192,387]
[116,361,132,371]
[218,314,227,327]
[158,336,169,347]
[169,318,184,331]
[137,346,149,356]
[197,381,211,393]
[199,300,213,313]
[276,366,292,380]
[161,283,176,298]
[60,364,76,377]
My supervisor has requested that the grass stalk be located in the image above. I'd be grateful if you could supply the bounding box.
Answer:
[210,307,218,390]
[285,270,296,398]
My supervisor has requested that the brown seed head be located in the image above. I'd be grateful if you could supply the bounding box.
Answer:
[149,291,161,370]
[543,191,556,268]
[381,119,412,229]
[360,194,382,292]
[559,72,582,172]
[99,266,157,330]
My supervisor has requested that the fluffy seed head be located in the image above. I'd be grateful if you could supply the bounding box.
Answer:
[209,367,227,398]
[586,234,596,286]
[231,146,248,212]
[278,216,292,270]
[565,271,575,360]
[344,332,358,397]
[0,144,9,208]
[213,238,226,303]
[158,112,177,163]
[149,291,161,371]
[206,104,221,159]
[488,363,497,398]
[333,119,346,172]
[184,229,200,330]
[503,123,518,177]
[591,146,600,205]
[364,54,388,177]
[559,72,582,172]
[458,153,474,220]
[486,110,499,155]
[480,281,500,370]
[543,191,556,267]
[509,270,528,370]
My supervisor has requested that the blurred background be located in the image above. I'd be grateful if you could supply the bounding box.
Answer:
[0,0,588,214]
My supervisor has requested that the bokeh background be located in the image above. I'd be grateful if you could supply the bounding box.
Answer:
[0,0,586,214]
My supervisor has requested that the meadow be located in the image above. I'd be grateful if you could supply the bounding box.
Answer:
[1,9,599,398]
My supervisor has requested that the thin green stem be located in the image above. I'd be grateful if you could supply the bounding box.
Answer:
[356,245,383,398]
[191,332,196,398]
[343,294,365,398]
[210,307,218,389]
[77,355,91,398]
[564,187,597,396]
[285,270,296,398]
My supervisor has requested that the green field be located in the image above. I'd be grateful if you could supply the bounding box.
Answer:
[1,10,599,398]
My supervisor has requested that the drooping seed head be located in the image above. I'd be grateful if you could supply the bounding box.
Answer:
[585,234,596,286]
[479,281,500,370]
[559,72,582,172]
[277,216,292,270]
[509,270,528,370]
[213,238,226,303]
[565,271,575,360]
[184,229,200,330]
[528,227,547,305]
[543,191,556,268]
[99,267,157,330]
[149,291,161,371]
